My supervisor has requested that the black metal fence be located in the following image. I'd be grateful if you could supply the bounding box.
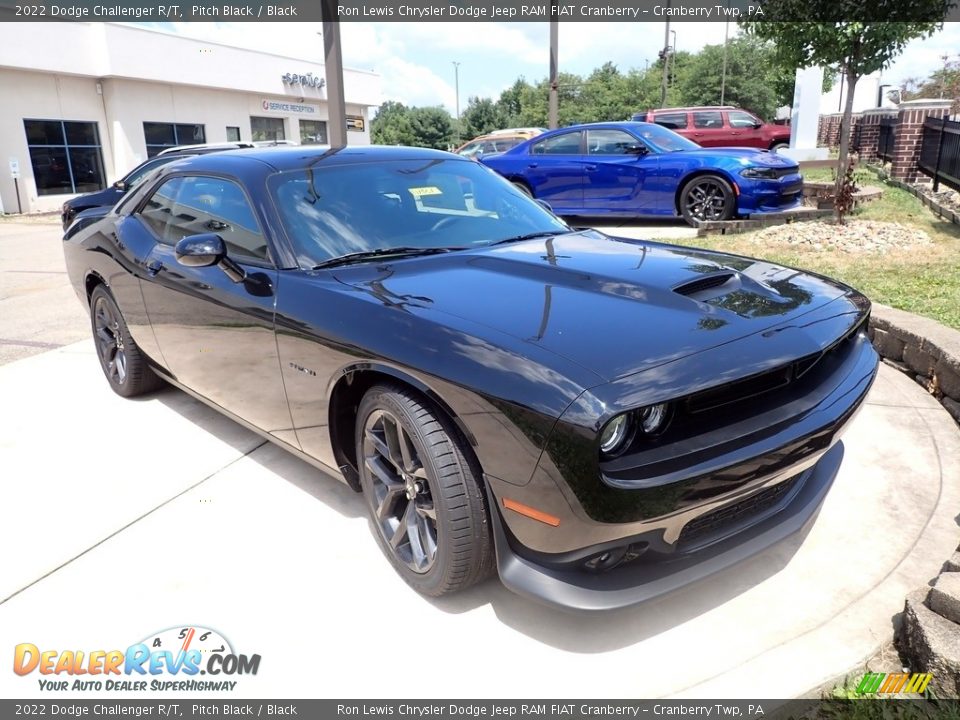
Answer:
[918,116,960,193]
[877,116,897,162]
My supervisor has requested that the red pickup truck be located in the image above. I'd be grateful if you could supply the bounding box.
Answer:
[632,106,791,152]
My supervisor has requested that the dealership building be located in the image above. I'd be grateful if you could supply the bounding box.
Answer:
[0,23,381,214]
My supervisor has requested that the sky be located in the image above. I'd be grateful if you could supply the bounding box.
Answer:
[144,21,960,113]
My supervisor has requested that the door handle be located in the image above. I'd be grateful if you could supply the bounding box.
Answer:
[527,162,539,169]
[585,164,598,172]
[145,259,163,276]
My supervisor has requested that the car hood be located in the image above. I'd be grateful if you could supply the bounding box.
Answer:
[335,231,852,382]
[675,147,798,167]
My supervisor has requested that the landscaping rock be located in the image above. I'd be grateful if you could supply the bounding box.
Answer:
[931,574,960,625]
[872,328,905,362]
[944,553,960,573]
[935,362,960,400]
[900,588,960,698]
[749,219,932,254]
[904,345,937,377]
[943,397,960,424]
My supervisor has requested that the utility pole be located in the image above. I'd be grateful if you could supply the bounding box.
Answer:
[548,16,559,129]
[669,30,677,88]
[320,0,346,147]
[452,61,461,144]
[660,15,671,107]
[720,18,729,105]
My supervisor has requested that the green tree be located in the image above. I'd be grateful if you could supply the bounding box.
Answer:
[743,5,948,201]
[460,97,508,138]
[370,101,415,146]
[678,37,780,119]
[406,106,456,150]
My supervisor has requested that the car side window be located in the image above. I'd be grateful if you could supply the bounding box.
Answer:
[531,131,581,155]
[693,111,724,129]
[586,129,640,155]
[729,110,760,128]
[653,112,688,129]
[138,175,270,264]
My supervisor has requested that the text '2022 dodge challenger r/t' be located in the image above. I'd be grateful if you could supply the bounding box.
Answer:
[480,121,804,227]
[64,146,878,611]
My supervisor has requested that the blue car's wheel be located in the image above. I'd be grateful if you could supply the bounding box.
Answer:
[511,180,533,198]
[680,175,735,226]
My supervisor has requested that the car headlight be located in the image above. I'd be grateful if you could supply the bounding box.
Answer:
[599,414,633,456]
[740,167,779,179]
[638,403,669,434]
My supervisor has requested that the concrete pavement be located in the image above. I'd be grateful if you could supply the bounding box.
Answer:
[1,219,959,699]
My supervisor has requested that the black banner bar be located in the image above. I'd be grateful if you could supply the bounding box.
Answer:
[2,700,959,720]
[0,0,957,22]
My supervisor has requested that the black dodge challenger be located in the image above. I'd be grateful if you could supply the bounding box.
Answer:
[63,146,879,611]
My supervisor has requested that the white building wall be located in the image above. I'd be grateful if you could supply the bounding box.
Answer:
[0,23,380,214]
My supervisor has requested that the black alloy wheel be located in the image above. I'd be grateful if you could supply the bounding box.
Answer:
[89,285,164,398]
[356,384,493,596]
[680,175,735,225]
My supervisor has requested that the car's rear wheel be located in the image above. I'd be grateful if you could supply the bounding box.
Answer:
[511,180,533,198]
[356,384,493,597]
[90,285,164,398]
[680,175,735,225]
[770,142,789,154]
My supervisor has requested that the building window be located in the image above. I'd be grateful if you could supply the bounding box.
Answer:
[23,119,106,196]
[299,120,327,145]
[250,117,285,142]
[143,122,206,157]
[226,126,241,142]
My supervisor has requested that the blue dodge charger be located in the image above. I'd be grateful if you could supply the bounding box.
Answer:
[480,121,803,226]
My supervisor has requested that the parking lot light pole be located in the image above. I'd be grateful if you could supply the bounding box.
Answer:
[660,14,671,107]
[720,18,729,105]
[320,1,347,147]
[453,61,461,144]
[549,17,559,129]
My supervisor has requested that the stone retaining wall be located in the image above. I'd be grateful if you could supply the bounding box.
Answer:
[868,304,960,425]
[870,306,960,695]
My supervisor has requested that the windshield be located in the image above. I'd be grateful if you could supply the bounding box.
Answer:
[268,158,569,267]
[634,124,700,152]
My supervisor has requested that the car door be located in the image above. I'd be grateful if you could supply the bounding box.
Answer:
[582,128,659,214]
[689,110,729,147]
[523,130,585,212]
[726,109,767,149]
[127,173,296,444]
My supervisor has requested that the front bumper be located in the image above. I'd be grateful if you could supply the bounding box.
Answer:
[490,442,842,612]
[738,174,804,214]
[487,328,878,610]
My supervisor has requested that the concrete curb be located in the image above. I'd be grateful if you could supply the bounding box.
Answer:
[868,304,960,426]
[864,167,960,226]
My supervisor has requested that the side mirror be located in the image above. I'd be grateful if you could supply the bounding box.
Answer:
[175,233,225,267]
[174,233,247,283]
[113,180,127,191]
[535,199,555,214]
[753,121,763,129]
[626,144,649,156]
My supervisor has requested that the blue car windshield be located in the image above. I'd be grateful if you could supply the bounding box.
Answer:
[634,124,700,152]
[268,158,569,267]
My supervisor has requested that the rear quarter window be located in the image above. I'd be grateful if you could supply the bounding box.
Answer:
[653,112,688,129]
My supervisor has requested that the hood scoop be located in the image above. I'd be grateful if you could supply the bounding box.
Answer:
[672,271,737,299]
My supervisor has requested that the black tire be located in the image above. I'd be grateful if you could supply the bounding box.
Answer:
[770,142,789,154]
[89,285,164,398]
[511,180,533,198]
[356,383,494,597]
[679,174,736,226]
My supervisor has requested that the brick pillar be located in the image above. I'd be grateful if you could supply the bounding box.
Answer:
[858,109,896,162]
[890,99,954,183]
[826,114,842,147]
[817,115,827,146]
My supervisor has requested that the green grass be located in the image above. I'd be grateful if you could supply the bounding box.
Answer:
[667,172,960,329]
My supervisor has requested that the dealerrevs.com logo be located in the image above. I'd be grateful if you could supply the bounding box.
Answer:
[13,626,261,692]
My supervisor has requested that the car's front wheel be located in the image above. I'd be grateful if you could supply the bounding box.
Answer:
[356,384,493,597]
[679,175,736,226]
[90,285,164,398]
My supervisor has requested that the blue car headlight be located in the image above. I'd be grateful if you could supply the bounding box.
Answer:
[740,167,780,180]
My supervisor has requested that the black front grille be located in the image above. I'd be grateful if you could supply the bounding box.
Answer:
[677,473,802,546]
